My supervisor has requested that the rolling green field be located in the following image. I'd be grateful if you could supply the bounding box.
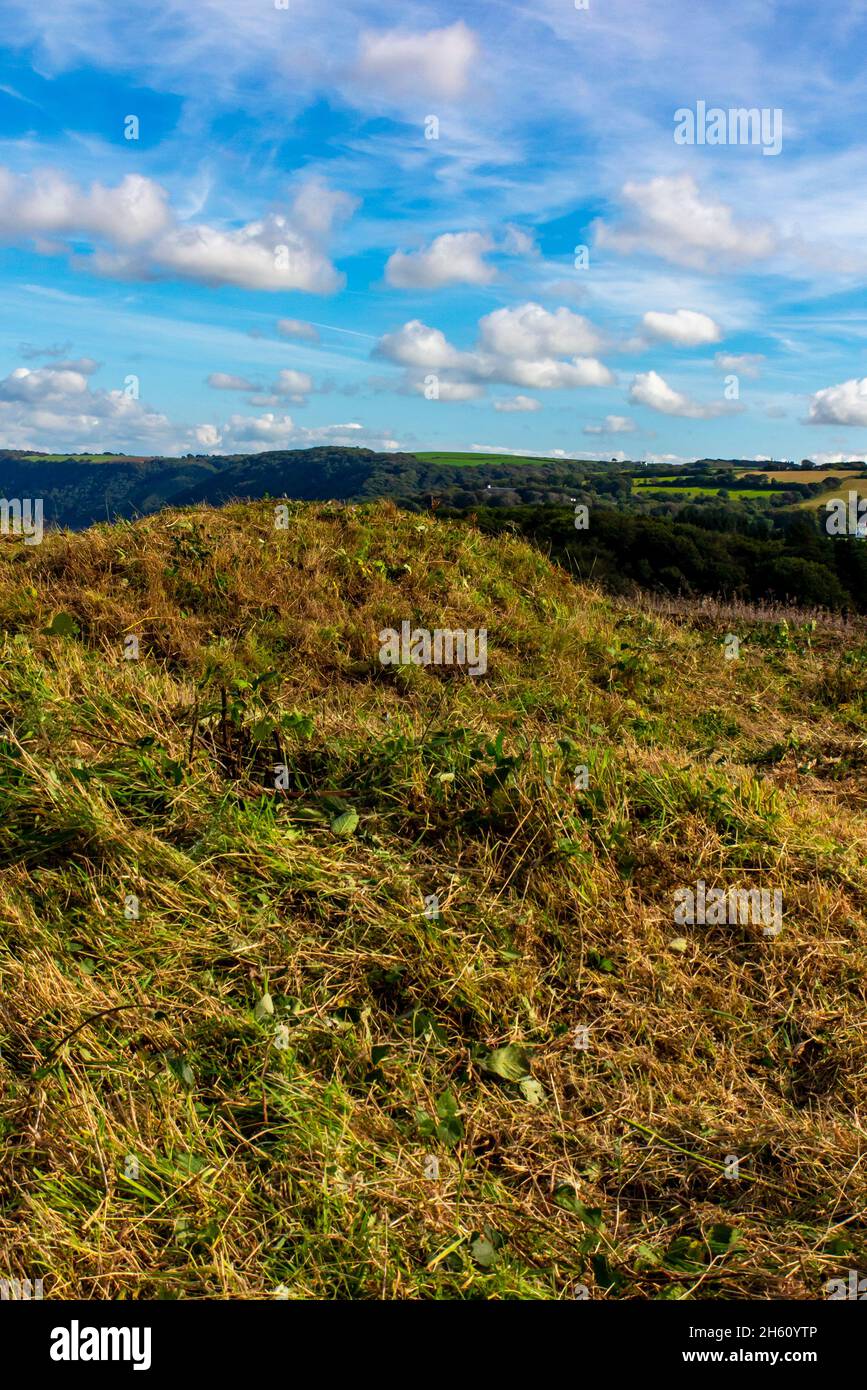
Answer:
[634,484,775,499]
[19,453,129,463]
[413,451,579,469]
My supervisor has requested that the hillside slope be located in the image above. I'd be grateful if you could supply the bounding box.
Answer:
[0,451,224,529]
[0,501,865,1299]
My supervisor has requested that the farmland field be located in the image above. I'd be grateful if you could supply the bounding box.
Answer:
[413,451,578,468]
[634,483,774,498]
[736,469,867,484]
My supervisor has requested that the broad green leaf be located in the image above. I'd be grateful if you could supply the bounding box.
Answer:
[168,1055,195,1091]
[519,1076,546,1105]
[42,612,79,638]
[470,1236,496,1268]
[330,809,359,837]
[480,1043,532,1082]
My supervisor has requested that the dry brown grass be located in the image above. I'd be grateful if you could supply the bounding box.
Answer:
[0,500,864,1300]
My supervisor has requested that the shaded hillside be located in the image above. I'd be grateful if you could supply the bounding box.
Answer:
[0,446,611,529]
[0,451,223,529]
[169,445,594,509]
[0,502,864,1299]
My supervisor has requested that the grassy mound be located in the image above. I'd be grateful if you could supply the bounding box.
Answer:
[0,500,865,1300]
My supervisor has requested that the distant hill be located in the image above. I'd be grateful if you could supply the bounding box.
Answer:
[0,450,223,529]
[0,446,607,528]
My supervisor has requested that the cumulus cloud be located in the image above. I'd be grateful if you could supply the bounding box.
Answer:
[0,360,178,451]
[206,368,313,403]
[271,368,313,403]
[411,379,485,402]
[385,231,495,289]
[354,21,477,101]
[276,318,319,342]
[808,451,867,464]
[597,175,777,271]
[0,166,356,293]
[374,304,613,399]
[478,303,604,358]
[584,415,637,434]
[806,377,867,426]
[497,356,612,389]
[494,395,541,412]
[628,370,730,419]
[715,352,765,378]
[0,355,386,455]
[641,309,722,347]
[207,373,259,391]
[0,167,171,246]
[0,363,93,404]
[201,413,400,453]
[375,320,466,371]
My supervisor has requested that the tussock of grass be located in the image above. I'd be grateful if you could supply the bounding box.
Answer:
[0,500,865,1299]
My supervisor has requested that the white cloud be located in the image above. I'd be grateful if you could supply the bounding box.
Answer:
[641,309,722,347]
[807,377,867,426]
[807,451,867,464]
[0,355,394,456]
[0,363,93,403]
[496,356,612,389]
[412,379,485,402]
[354,21,477,101]
[385,231,495,289]
[0,167,171,246]
[375,320,465,370]
[478,303,604,358]
[0,166,356,293]
[207,372,258,391]
[271,368,313,403]
[0,361,177,451]
[584,415,636,434]
[494,395,541,412]
[276,318,319,342]
[628,370,729,419]
[597,175,777,271]
[193,424,221,448]
[501,225,538,258]
[207,368,313,402]
[470,444,628,462]
[715,352,765,378]
[203,413,400,453]
[375,305,613,396]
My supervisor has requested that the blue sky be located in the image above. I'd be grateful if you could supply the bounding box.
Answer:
[0,0,866,462]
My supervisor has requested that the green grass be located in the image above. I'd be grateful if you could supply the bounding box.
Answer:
[18,452,129,463]
[795,481,867,511]
[634,484,775,499]
[0,500,864,1300]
